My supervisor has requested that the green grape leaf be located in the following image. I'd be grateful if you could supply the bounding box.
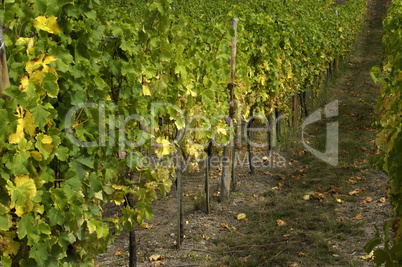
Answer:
[31,105,50,130]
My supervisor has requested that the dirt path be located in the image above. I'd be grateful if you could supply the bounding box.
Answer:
[95,0,392,266]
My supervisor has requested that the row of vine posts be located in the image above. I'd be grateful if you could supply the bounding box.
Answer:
[0,10,347,266]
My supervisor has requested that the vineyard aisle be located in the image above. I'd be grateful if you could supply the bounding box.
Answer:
[95,0,392,266]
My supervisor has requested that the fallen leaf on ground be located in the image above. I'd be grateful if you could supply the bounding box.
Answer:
[336,217,344,221]
[303,194,311,200]
[299,165,309,172]
[277,181,284,190]
[283,234,292,238]
[277,219,287,226]
[347,179,357,184]
[220,223,231,231]
[202,234,210,240]
[378,197,386,203]
[314,192,326,201]
[349,189,365,196]
[114,249,124,256]
[235,213,247,221]
[252,193,258,198]
[360,251,374,260]
[327,185,341,195]
[146,223,156,230]
[288,263,299,267]
[298,252,307,257]
[353,214,364,220]
[336,198,344,204]
[360,197,373,204]
[149,255,164,262]
[152,261,165,267]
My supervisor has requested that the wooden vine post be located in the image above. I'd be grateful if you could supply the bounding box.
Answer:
[0,18,10,95]
[176,145,184,249]
[292,89,298,127]
[205,140,212,214]
[221,18,237,202]
[247,116,255,174]
[127,187,137,267]
[266,114,271,155]
[270,113,277,149]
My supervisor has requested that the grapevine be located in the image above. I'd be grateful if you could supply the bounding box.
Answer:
[0,0,370,265]
[364,0,402,265]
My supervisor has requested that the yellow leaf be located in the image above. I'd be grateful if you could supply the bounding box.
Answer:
[235,213,246,221]
[87,219,97,234]
[202,234,210,240]
[277,219,286,226]
[142,84,151,96]
[23,111,36,137]
[155,137,171,158]
[298,251,307,257]
[33,16,62,34]
[188,162,199,173]
[353,214,364,220]
[43,55,58,65]
[41,135,53,144]
[360,197,373,204]
[149,254,163,261]
[19,75,30,91]
[348,189,365,196]
[151,261,165,267]
[8,123,24,144]
[220,223,232,231]
[216,127,227,136]
[29,70,45,86]
[112,184,124,190]
[9,107,34,144]
[30,151,43,161]
[360,250,374,260]
[27,38,35,55]
[13,175,37,217]
[336,198,344,204]
[186,144,205,158]
[25,53,45,73]
[114,249,124,256]
[15,37,30,46]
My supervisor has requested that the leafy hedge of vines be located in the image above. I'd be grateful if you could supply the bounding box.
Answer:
[0,0,368,265]
[365,0,402,265]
